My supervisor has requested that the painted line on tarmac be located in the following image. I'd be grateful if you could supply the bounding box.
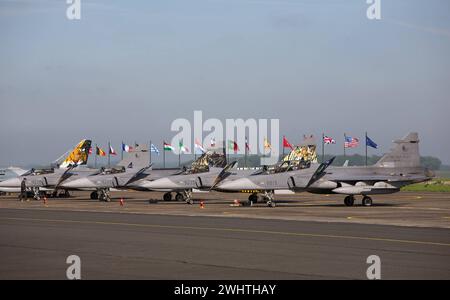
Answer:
[0,216,449,247]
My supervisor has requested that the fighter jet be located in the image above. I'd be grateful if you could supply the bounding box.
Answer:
[61,144,151,201]
[137,142,318,204]
[0,140,92,199]
[133,149,228,204]
[217,132,433,207]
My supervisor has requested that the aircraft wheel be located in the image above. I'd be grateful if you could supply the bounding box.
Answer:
[267,201,276,207]
[90,191,99,200]
[344,196,354,206]
[175,193,184,202]
[248,193,258,204]
[163,192,173,201]
[186,199,194,205]
[362,196,373,207]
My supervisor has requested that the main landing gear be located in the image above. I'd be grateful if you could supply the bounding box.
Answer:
[344,195,373,207]
[162,191,194,204]
[94,189,111,202]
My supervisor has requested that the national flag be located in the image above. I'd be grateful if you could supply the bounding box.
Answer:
[195,139,206,154]
[283,136,293,150]
[323,136,336,144]
[122,143,133,153]
[179,140,189,153]
[96,146,106,157]
[163,142,174,151]
[210,138,216,147]
[228,140,239,153]
[344,136,359,148]
[264,138,271,150]
[109,145,117,155]
[366,136,378,149]
[245,137,251,153]
[150,144,160,155]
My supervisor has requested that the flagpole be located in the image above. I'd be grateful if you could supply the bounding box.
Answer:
[121,141,123,161]
[108,141,111,168]
[365,132,368,166]
[245,137,248,168]
[149,140,152,166]
[344,133,346,158]
[282,136,285,159]
[163,141,166,169]
[322,133,325,163]
[94,143,97,168]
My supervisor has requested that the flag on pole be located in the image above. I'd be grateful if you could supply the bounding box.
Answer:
[164,142,174,151]
[122,143,133,153]
[323,136,336,144]
[264,138,271,150]
[228,140,239,153]
[283,136,294,150]
[344,136,359,148]
[109,145,117,155]
[179,140,189,153]
[150,144,160,155]
[245,137,251,153]
[366,136,378,149]
[96,146,106,157]
[195,139,206,154]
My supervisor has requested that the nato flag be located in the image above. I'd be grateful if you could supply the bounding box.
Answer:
[366,136,378,149]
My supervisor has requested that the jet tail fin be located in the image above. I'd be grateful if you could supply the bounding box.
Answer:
[59,140,92,169]
[117,143,150,170]
[375,132,421,168]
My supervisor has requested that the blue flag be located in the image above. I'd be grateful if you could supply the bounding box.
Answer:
[366,136,378,149]
[150,144,160,155]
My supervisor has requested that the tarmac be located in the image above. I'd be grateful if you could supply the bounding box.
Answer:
[0,191,449,279]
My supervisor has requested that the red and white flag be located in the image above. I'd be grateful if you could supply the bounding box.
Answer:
[109,145,117,155]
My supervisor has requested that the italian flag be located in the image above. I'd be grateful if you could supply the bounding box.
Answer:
[179,140,189,153]
[164,142,174,151]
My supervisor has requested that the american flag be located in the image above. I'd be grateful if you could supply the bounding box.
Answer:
[345,136,359,148]
[323,136,336,144]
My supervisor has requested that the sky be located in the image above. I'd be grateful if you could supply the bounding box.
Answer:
[0,0,449,167]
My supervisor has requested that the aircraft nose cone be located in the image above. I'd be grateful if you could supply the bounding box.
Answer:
[62,178,95,189]
[142,177,182,190]
[0,177,20,188]
[217,178,262,191]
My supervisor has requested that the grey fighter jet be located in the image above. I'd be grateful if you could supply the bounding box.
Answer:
[137,143,318,204]
[61,144,151,201]
[217,133,433,207]
[134,149,228,204]
[0,140,92,199]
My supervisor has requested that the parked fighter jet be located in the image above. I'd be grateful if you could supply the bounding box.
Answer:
[0,140,92,199]
[218,133,433,207]
[61,144,151,201]
[138,142,319,204]
[133,149,228,204]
